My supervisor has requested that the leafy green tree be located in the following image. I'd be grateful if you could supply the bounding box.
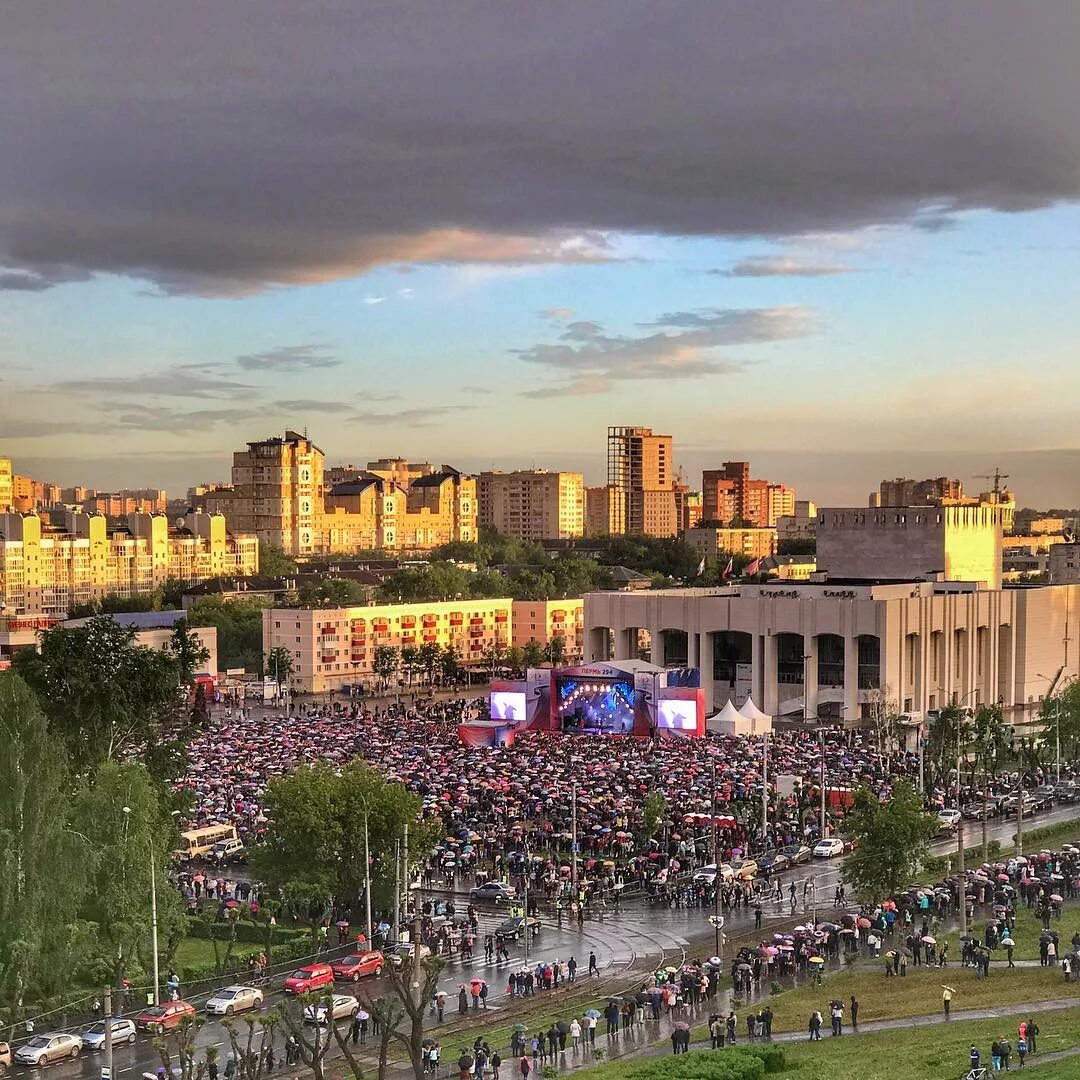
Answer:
[418,642,441,685]
[641,793,668,845]
[159,577,190,609]
[101,591,157,613]
[925,703,971,794]
[264,646,294,688]
[505,645,524,675]
[1040,680,1080,765]
[72,762,188,982]
[259,543,298,578]
[399,645,419,687]
[249,762,440,937]
[482,642,505,680]
[545,635,567,666]
[13,616,193,781]
[521,639,545,668]
[841,781,939,903]
[373,645,399,690]
[296,578,369,607]
[439,645,461,684]
[186,596,268,672]
[971,703,1009,857]
[0,673,91,1021]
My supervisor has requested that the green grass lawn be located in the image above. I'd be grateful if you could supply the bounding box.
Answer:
[722,963,1075,1035]
[173,936,263,972]
[930,900,1080,963]
[771,1005,1080,1080]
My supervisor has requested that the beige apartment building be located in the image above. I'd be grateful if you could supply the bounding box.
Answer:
[606,426,677,537]
[229,430,325,557]
[265,597,586,693]
[684,526,778,563]
[477,470,584,540]
[0,510,258,616]
[0,459,11,513]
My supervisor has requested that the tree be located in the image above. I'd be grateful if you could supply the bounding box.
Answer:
[259,543,298,578]
[439,645,461,685]
[866,689,904,775]
[482,642,506,681]
[970,703,1009,859]
[373,645,399,691]
[296,578,369,607]
[418,642,441,686]
[0,673,90,1023]
[248,761,441,937]
[545,635,567,666]
[641,793,668,845]
[371,936,445,1080]
[399,645,419,687]
[13,616,194,781]
[264,646,294,689]
[505,645,524,675]
[186,596,268,672]
[841,781,938,903]
[521,639,545,669]
[72,762,189,984]
[925,704,971,795]
[168,621,211,684]
[1039,680,1080,765]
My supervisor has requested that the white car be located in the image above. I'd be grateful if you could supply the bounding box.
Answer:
[15,1032,83,1066]
[692,864,719,886]
[937,809,962,830]
[205,985,265,1016]
[303,995,359,1025]
[82,1018,137,1050]
[813,837,844,858]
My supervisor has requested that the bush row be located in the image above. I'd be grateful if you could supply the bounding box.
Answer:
[577,1045,786,1080]
[186,919,310,946]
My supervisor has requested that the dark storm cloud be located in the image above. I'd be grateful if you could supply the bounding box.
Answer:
[1,2,1077,295]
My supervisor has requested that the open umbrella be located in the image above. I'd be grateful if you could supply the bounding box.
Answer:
[673,1021,691,1032]
[512,1023,527,1034]
[921,935,936,945]
[584,1009,601,1019]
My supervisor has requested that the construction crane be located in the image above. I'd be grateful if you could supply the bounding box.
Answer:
[974,468,1010,498]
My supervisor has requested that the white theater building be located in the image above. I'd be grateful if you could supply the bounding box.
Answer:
[585,504,1078,731]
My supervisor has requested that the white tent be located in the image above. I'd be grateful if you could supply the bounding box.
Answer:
[707,698,745,734]
[737,695,773,735]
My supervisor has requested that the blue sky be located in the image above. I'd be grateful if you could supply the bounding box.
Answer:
[2,4,1079,508]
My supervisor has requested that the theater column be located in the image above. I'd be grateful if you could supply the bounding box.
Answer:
[763,633,779,716]
[699,632,715,712]
[804,635,819,722]
[843,633,859,729]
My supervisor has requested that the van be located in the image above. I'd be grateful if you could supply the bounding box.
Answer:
[176,824,239,861]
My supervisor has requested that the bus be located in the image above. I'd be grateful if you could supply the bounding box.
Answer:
[176,824,238,861]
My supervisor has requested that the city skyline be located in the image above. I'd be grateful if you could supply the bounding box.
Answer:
[2,4,1079,508]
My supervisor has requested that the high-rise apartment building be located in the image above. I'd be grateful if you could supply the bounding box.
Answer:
[0,459,12,513]
[230,430,325,556]
[702,462,795,526]
[476,470,584,540]
[584,486,620,537]
[606,426,677,537]
[0,510,258,616]
[871,477,964,507]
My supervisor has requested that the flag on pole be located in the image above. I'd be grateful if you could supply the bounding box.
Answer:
[744,557,762,577]
[721,556,734,580]
[695,557,706,577]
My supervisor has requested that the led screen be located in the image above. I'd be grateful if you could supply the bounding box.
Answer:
[489,691,526,721]
[658,699,698,731]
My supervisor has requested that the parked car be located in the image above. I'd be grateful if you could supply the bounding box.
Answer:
[937,808,962,829]
[1029,788,1055,813]
[692,864,719,886]
[283,964,335,995]
[82,1018,137,1050]
[14,1034,83,1066]
[961,800,998,820]
[1,1040,13,1069]
[205,985,264,1016]
[468,881,515,903]
[331,951,385,982]
[386,942,433,968]
[1053,782,1077,803]
[781,843,813,865]
[303,995,360,1025]
[494,916,540,941]
[813,837,845,858]
[756,852,790,874]
[134,1001,197,1033]
[208,837,246,865]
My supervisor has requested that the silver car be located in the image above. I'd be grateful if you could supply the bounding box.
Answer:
[15,1032,83,1066]
[205,985,265,1016]
[303,995,359,1025]
[83,1018,137,1050]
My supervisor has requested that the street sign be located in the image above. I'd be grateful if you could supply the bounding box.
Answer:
[708,915,725,928]
[101,1067,112,1080]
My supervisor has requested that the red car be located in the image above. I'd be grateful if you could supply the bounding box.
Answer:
[135,1001,197,1033]
[331,950,385,982]
[283,963,335,994]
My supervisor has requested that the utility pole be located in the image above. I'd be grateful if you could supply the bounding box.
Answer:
[150,844,160,1006]
[363,811,372,944]
[523,840,530,971]
[103,985,113,1080]
[761,732,769,846]
[393,837,401,944]
[819,728,827,838]
[403,822,409,931]
[571,780,578,903]
[1016,781,1024,858]
[957,717,967,942]
[711,759,720,952]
